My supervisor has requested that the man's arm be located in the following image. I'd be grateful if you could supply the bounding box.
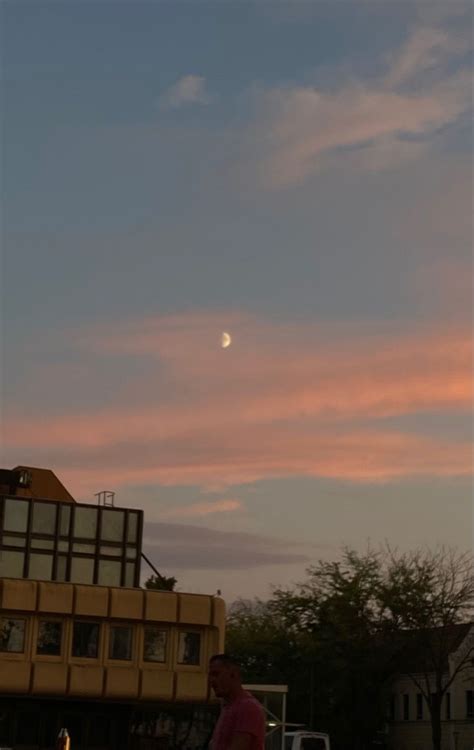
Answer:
[228,732,254,750]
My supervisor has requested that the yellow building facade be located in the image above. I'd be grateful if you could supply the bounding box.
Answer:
[0,467,226,750]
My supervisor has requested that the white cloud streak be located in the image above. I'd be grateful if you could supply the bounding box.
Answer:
[159,75,209,110]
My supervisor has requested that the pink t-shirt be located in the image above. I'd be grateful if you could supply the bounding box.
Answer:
[211,691,266,750]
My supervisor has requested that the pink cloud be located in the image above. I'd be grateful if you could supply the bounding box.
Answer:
[158,499,243,519]
[3,313,472,497]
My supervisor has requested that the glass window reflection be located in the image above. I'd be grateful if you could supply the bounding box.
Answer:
[72,621,100,658]
[109,626,132,660]
[98,559,121,586]
[177,631,201,665]
[73,507,98,539]
[101,509,124,542]
[70,557,95,584]
[28,553,53,581]
[31,502,56,535]
[0,550,25,578]
[4,499,29,533]
[37,621,62,655]
[0,617,26,652]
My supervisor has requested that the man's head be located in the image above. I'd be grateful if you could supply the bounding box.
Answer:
[208,654,242,700]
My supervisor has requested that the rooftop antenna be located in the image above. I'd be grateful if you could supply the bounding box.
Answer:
[95,490,115,507]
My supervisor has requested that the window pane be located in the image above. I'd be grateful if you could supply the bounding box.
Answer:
[109,626,132,660]
[143,628,167,663]
[70,556,95,584]
[101,509,124,542]
[72,622,100,658]
[60,504,71,535]
[125,562,135,588]
[28,553,53,580]
[56,555,68,582]
[98,559,121,586]
[58,540,69,552]
[0,549,25,578]
[99,545,122,557]
[0,617,26,652]
[125,546,137,560]
[127,512,138,543]
[73,506,98,539]
[2,534,26,547]
[73,542,96,553]
[31,502,56,534]
[37,621,62,655]
[177,632,201,665]
[31,538,55,550]
[4,498,29,532]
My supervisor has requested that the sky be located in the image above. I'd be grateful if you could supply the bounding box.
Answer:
[1,0,473,603]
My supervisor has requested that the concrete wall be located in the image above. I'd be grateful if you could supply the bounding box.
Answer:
[0,578,225,703]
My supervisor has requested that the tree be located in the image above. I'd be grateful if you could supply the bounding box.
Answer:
[226,546,474,750]
[144,574,177,591]
[382,547,474,750]
[272,548,393,750]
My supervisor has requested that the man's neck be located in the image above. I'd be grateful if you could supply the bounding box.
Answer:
[224,686,247,704]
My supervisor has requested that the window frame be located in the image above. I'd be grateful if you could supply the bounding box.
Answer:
[108,623,134,663]
[177,629,203,667]
[71,619,102,661]
[35,618,64,660]
[142,626,169,665]
[0,615,27,655]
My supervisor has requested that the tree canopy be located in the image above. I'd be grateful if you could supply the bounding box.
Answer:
[226,546,474,750]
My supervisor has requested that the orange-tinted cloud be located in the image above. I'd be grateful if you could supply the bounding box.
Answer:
[3,313,472,497]
[159,498,243,519]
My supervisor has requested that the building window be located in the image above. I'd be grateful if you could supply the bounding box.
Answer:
[467,690,474,719]
[177,631,201,665]
[56,555,68,581]
[70,556,95,584]
[445,692,451,720]
[0,549,25,578]
[98,559,121,586]
[31,538,55,550]
[416,693,423,720]
[36,621,62,656]
[0,617,26,652]
[127,512,139,543]
[73,506,98,539]
[2,534,25,547]
[3,498,29,533]
[143,628,167,663]
[59,504,71,536]
[101,509,125,542]
[72,621,100,658]
[125,562,135,587]
[28,553,54,581]
[31,502,56,535]
[109,626,132,660]
[403,694,409,720]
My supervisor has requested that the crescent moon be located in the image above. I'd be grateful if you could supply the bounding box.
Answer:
[221,331,232,348]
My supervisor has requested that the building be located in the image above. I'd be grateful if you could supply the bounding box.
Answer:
[387,623,474,750]
[0,466,225,750]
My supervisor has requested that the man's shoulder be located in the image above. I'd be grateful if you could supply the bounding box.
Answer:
[235,693,265,714]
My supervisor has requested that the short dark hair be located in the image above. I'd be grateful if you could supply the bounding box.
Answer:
[209,653,241,671]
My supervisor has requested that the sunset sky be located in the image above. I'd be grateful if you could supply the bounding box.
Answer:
[2,0,473,602]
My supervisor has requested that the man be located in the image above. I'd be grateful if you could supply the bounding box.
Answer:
[209,654,266,750]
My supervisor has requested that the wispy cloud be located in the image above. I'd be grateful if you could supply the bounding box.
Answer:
[159,75,209,110]
[248,24,471,188]
[159,498,243,519]
[142,522,314,570]
[3,313,472,496]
